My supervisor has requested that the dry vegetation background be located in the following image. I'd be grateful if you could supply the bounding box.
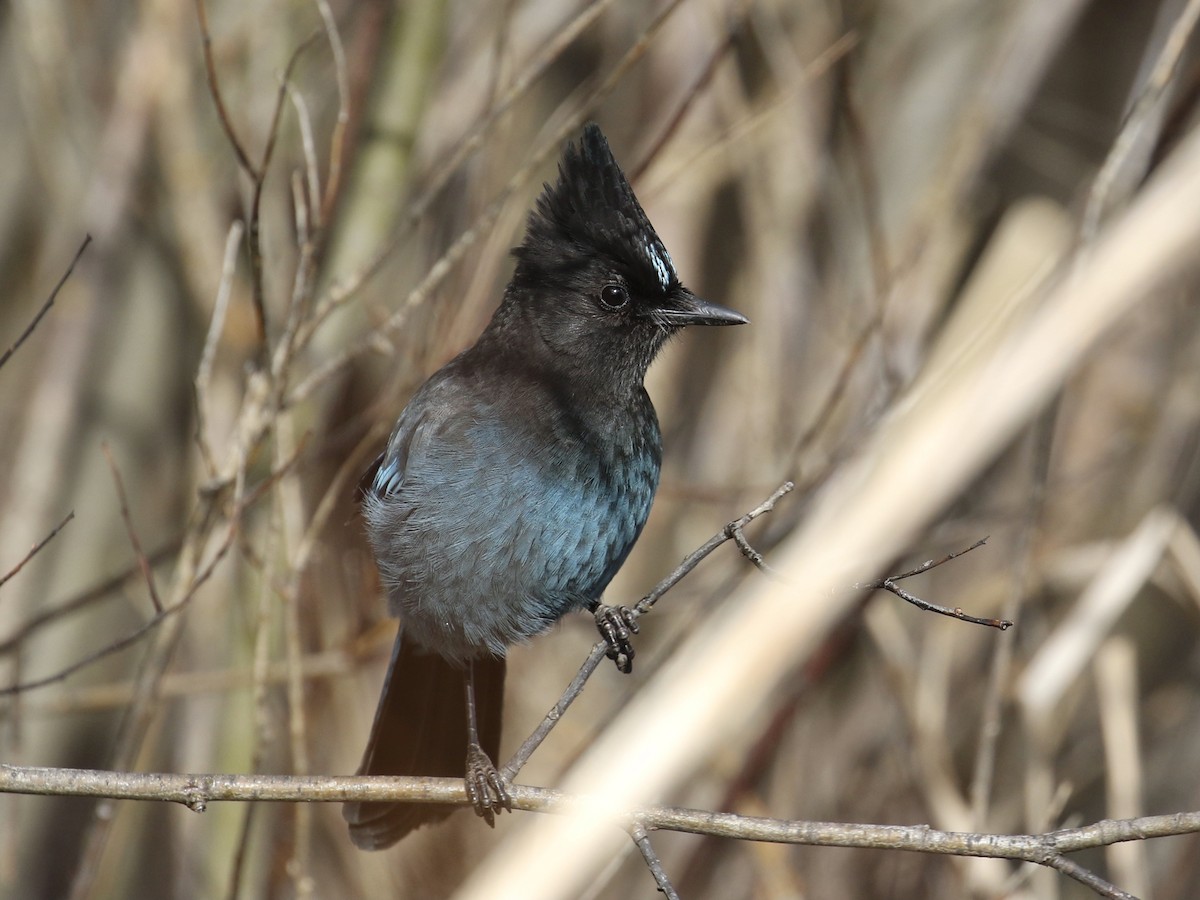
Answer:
[3,0,1200,898]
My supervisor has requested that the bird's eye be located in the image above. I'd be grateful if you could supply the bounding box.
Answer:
[598,283,629,311]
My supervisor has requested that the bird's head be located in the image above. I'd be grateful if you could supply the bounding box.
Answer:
[503,123,747,383]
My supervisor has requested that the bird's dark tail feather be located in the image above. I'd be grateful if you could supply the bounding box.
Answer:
[343,630,505,850]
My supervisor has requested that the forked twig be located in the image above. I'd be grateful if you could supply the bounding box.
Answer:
[502,482,795,780]
[860,538,1013,630]
[638,481,795,616]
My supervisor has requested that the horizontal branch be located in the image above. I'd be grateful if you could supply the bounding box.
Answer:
[2,763,1196,862]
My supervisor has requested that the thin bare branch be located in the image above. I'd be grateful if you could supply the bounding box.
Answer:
[877,537,990,583]
[1081,0,1200,239]
[0,236,91,372]
[629,0,750,182]
[192,0,258,179]
[971,420,1053,826]
[874,580,1011,630]
[314,0,349,226]
[790,309,884,468]
[0,512,238,697]
[194,220,244,478]
[860,539,1012,630]
[726,520,773,573]
[287,85,321,230]
[1046,854,1137,900]
[502,643,607,782]
[637,481,795,615]
[0,438,305,696]
[0,607,184,697]
[0,541,179,657]
[0,511,75,595]
[502,482,795,779]
[630,822,679,900]
[101,442,162,614]
[244,28,323,358]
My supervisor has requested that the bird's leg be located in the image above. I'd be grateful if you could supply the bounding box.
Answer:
[590,602,639,673]
[463,659,511,825]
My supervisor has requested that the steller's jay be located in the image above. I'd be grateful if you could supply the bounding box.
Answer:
[343,123,747,850]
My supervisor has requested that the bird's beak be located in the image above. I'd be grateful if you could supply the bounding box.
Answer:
[658,289,749,327]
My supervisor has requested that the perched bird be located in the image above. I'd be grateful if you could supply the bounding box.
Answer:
[344,123,747,850]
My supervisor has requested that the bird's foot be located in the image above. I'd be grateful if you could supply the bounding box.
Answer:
[465,742,511,826]
[594,603,639,674]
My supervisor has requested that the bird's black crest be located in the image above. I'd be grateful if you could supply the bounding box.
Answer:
[515,123,679,292]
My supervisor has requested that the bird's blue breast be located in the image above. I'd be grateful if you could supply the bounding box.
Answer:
[363,374,660,662]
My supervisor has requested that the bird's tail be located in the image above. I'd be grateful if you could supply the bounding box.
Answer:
[343,630,506,850]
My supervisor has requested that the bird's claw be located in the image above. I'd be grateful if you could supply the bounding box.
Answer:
[594,604,639,673]
[465,742,511,826]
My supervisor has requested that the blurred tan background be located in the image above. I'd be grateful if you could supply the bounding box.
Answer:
[2,0,1200,897]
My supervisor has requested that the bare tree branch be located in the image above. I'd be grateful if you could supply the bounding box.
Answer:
[0,443,304,696]
[101,442,162,614]
[0,511,74,595]
[630,821,678,900]
[0,540,179,657]
[192,0,257,178]
[0,235,91,372]
[0,761,1192,897]
[503,481,795,780]
[860,538,1014,630]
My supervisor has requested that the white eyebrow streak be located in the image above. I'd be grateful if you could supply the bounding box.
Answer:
[643,238,675,289]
